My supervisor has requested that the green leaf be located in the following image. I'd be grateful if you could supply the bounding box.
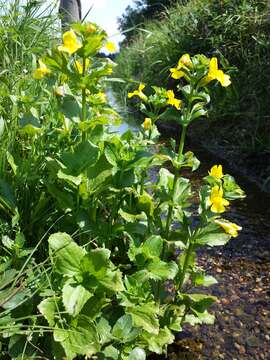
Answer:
[48,233,85,276]
[96,317,112,345]
[142,327,174,354]
[0,117,5,138]
[147,260,178,280]
[0,178,17,214]
[80,248,111,279]
[129,347,146,360]
[195,223,231,247]
[112,314,133,340]
[62,280,91,317]
[128,303,159,334]
[61,140,100,176]
[6,151,17,175]
[38,297,59,327]
[103,345,120,359]
[54,315,100,358]
[59,96,82,123]
[141,235,163,259]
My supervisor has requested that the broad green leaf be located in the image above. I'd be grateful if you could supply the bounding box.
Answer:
[59,96,82,123]
[100,270,124,292]
[48,233,85,276]
[54,315,100,358]
[142,326,174,354]
[38,297,59,327]
[103,345,120,359]
[62,280,91,317]
[57,170,82,186]
[128,303,159,334]
[61,140,100,176]
[147,260,178,280]
[223,174,246,200]
[112,314,133,340]
[137,192,154,217]
[80,248,111,279]
[195,223,230,247]
[96,317,112,345]
[141,235,163,259]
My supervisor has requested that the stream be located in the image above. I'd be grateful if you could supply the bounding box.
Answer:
[108,90,270,360]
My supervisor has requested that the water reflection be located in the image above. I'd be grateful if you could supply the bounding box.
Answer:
[106,89,139,134]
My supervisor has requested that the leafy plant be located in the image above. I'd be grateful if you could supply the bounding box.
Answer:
[0,14,246,360]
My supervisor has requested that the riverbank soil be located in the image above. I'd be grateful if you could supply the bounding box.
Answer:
[150,141,270,359]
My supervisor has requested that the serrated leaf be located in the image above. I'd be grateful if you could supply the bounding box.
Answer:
[48,233,85,276]
[62,280,91,317]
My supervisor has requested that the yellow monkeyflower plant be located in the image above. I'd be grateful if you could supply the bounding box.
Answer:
[215,218,242,238]
[58,29,82,55]
[210,185,230,213]
[33,59,50,79]
[209,164,224,179]
[128,83,147,101]
[167,90,182,110]
[204,57,231,87]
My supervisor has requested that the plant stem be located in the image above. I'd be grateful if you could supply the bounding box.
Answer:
[177,240,194,291]
[164,124,187,239]
[81,56,87,142]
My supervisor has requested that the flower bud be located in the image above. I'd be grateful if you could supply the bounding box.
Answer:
[143,117,152,130]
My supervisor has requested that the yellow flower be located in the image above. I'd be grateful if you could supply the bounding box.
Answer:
[54,85,65,96]
[86,23,96,33]
[105,41,117,53]
[167,90,182,110]
[96,92,107,103]
[58,29,82,55]
[33,59,51,79]
[209,165,224,179]
[143,117,152,130]
[205,57,231,87]
[215,218,242,237]
[179,53,192,67]
[210,186,229,213]
[128,84,147,101]
[169,53,192,79]
[75,59,90,74]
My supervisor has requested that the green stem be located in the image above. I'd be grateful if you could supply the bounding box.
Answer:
[164,125,187,239]
[81,56,87,142]
[177,241,194,291]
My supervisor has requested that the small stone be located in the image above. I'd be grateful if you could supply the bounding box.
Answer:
[246,335,260,348]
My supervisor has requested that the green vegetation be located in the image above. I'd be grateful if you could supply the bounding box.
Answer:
[0,1,247,357]
[114,0,270,179]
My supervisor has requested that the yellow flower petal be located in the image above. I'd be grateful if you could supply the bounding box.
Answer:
[58,29,82,55]
[209,165,224,179]
[215,218,242,237]
[167,90,182,110]
[105,41,117,53]
[143,117,152,130]
[210,186,230,213]
[33,59,50,79]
